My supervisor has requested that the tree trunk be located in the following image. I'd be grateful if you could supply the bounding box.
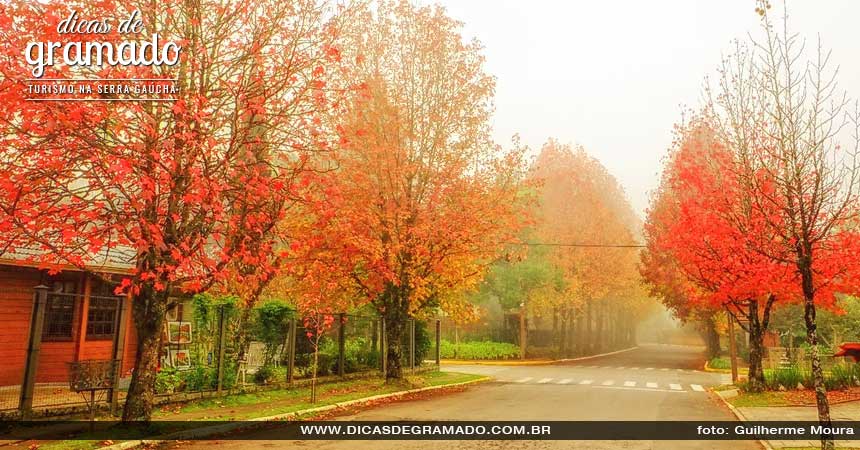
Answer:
[798,255,833,450]
[559,310,568,357]
[381,289,408,380]
[585,302,593,355]
[122,285,168,422]
[746,299,766,392]
[700,315,721,360]
[234,306,254,365]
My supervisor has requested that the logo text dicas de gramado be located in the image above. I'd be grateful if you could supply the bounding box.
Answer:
[25,9,182,78]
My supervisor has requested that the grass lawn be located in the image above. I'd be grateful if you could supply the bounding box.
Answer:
[26,371,484,450]
[727,390,794,407]
[728,386,860,407]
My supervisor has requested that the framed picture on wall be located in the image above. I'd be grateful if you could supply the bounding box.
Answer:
[167,321,192,344]
[165,306,179,322]
[170,349,191,369]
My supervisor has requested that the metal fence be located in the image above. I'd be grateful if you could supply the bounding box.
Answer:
[1,284,441,418]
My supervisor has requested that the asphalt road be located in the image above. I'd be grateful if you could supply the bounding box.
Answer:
[163,344,761,450]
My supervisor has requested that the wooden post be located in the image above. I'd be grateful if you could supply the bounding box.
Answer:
[338,313,346,378]
[435,319,441,369]
[519,304,526,360]
[20,285,49,419]
[74,275,92,362]
[109,295,130,415]
[409,319,415,373]
[216,304,228,394]
[287,319,296,384]
[727,309,739,384]
[381,318,387,376]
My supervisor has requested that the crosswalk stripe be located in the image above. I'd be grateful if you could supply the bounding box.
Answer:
[515,377,533,383]
[691,384,705,392]
[557,378,572,384]
[601,380,615,386]
[579,379,593,385]
[631,367,640,370]
[537,378,553,384]
[617,366,626,369]
[646,382,658,388]
[661,368,670,371]
[645,367,654,371]
[624,381,636,387]
[669,383,683,390]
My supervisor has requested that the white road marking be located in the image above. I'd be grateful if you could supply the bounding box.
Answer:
[646,382,659,388]
[594,385,687,393]
[624,381,636,387]
[669,383,683,390]
[515,377,533,383]
[579,379,593,385]
[661,368,670,371]
[557,378,572,385]
[537,378,553,384]
[601,380,615,386]
[691,384,705,392]
[631,367,640,370]
[616,366,626,370]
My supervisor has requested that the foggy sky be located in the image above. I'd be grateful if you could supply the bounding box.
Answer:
[436,0,860,217]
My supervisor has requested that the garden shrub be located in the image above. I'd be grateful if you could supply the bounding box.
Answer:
[708,357,731,370]
[764,365,806,390]
[439,339,520,360]
[254,364,288,384]
[155,367,182,394]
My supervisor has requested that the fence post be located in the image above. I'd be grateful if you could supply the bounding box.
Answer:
[287,319,296,385]
[409,319,415,374]
[216,304,227,394]
[381,317,387,377]
[109,295,130,415]
[20,285,49,419]
[435,319,441,369]
[338,313,346,378]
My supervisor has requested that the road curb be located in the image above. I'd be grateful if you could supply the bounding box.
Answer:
[713,389,774,450]
[101,376,491,450]
[442,346,639,366]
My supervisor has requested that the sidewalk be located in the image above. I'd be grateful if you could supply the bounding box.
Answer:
[737,402,860,449]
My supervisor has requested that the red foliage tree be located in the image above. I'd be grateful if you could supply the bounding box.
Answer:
[0,0,345,421]
[643,118,798,389]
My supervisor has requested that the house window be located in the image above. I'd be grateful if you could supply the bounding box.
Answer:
[42,281,78,341]
[86,297,119,339]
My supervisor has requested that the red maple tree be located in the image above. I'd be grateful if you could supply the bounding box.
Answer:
[0,0,346,421]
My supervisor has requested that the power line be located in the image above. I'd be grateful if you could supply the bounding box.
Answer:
[504,242,645,248]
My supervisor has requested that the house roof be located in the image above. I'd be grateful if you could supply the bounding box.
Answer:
[0,245,136,275]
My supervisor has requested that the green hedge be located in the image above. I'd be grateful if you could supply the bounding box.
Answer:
[440,339,520,360]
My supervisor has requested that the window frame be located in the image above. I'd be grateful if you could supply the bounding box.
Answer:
[85,295,121,340]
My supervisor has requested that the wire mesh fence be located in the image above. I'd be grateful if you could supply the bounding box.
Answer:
[2,282,442,418]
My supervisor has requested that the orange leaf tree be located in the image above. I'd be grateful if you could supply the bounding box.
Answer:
[289,1,532,379]
[529,139,647,356]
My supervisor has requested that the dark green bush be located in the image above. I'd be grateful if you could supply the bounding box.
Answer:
[708,357,731,370]
[180,361,238,392]
[254,364,287,384]
[155,367,182,394]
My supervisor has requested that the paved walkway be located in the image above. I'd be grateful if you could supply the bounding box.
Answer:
[738,402,860,448]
